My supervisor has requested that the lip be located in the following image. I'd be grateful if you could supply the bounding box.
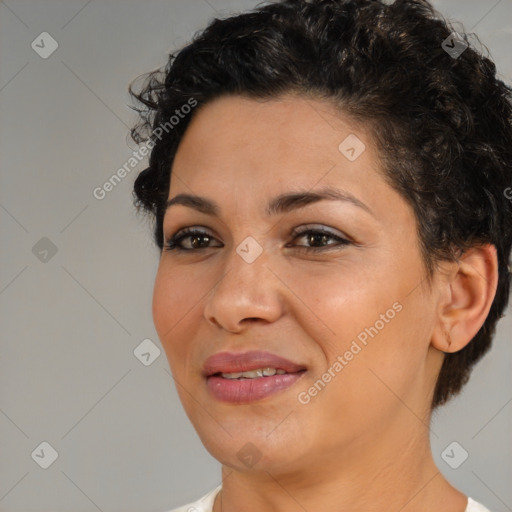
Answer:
[203,350,307,404]
[202,350,306,376]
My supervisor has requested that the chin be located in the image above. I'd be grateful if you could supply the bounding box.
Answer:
[193,417,307,475]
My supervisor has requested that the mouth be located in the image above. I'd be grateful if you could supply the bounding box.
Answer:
[203,350,307,404]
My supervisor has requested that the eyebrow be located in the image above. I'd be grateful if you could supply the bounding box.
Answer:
[165,186,374,218]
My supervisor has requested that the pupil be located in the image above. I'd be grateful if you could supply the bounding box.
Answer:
[310,234,327,246]
[192,235,209,248]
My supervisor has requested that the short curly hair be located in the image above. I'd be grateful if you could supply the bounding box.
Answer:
[129,0,512,408]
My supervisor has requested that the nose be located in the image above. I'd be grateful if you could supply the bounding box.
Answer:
[203,243,285,333]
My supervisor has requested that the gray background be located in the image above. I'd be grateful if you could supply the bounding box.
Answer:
[0,0,510,511]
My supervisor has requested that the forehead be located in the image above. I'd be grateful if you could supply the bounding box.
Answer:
[171,93,383,193]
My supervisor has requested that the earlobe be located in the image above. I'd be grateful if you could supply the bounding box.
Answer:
[431,244,498,354]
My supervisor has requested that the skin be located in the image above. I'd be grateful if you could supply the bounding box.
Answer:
[152,93,498,512]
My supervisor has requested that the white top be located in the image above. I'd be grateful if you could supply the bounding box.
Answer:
[167,485,492,512]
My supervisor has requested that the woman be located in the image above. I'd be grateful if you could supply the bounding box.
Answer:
[129,0,512,510]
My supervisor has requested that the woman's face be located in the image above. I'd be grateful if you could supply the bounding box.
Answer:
[153,93,445,475]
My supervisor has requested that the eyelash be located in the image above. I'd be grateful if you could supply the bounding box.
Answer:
[163,226,352,253]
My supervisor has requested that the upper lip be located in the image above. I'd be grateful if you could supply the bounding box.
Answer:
[203,350,307,377]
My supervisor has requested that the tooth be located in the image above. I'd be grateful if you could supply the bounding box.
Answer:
[221,372,243,379]
[220,367,289,379]
[241,369,263,378]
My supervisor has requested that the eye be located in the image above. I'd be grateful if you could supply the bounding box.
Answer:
[288,226,352,252]
[164,227,221,251]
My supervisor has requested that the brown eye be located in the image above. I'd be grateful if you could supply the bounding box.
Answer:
[289,227,351,251]
[164,228,222,251]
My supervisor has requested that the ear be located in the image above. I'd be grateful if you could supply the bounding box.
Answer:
[431,244,499,353]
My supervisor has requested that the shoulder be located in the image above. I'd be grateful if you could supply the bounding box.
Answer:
[466,497,492,512]
[166,486,222,512]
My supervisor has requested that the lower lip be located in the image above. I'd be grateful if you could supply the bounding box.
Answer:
[207,372,306,404]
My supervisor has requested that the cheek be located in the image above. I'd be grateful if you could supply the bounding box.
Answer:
[327,285,433,413]
[152,265,199,365]
[284,259,399,355]
[152,268,175,340]
[290,257,429,387]
[152,261,207,330]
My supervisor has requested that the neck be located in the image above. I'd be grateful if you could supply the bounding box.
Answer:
[212,424,467,512]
